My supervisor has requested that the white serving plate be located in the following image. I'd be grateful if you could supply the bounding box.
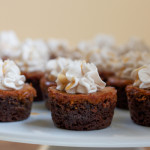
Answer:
[0,102,150,147]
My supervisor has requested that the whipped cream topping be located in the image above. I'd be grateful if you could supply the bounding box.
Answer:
[131,65,150,89]
[77,41,97,52]
[72,41,99,60]
[0,60,25,90]
[72,34,116,60]
[16,39,49,72]
[119,37,150,55]
[47,38,71,58]
[45,57,72,81]
[115,51,147,79]
[56,61,106,94]
[0,31,20,58]
[86,46,118,72]
[93,34,115,48]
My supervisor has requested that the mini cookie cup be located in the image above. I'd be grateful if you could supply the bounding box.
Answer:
[107,77,133,109]
[126,85,150,126]
[22,71,44,101]
[48,86,117,131]
[0,84,36,122]
[40,76,56,110]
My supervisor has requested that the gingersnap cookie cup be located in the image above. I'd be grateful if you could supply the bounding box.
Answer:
[0,84,36,122]
[107,77,133,109]
[99,71,115,82]
[40,76,56,110]
[22,71,44,101]
[126,85,150,126]
[48,86,117,131]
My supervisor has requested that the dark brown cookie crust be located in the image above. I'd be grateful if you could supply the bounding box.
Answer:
[48,86,117,131]
[107,77,133,109]
[126,85,150,126]
[40,76,56,110]
[22,71,44,101]
[0,84,36,122]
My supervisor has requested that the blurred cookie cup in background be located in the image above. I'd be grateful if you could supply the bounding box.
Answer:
[15,39,49,101]
[40,57,72,110]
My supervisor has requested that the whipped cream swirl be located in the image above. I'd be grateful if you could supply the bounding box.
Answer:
[0,31,20,58]
[93,34,115,48]
[56,61,106,94]
[0,60,25,90]
[119,37,150,55]
[115,51,147,79]
[72,34,116,60]
[47,38,71,58]
[45,57,72,81]
[132,65,150,89]
[16,39,49,72]
[86,46,118,72]
[72,41,98,60]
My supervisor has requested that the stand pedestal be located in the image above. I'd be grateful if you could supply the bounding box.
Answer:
[38,146,144,150]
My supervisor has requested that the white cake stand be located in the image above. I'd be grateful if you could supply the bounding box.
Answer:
[0,102,149,150]
[38,146,144,150]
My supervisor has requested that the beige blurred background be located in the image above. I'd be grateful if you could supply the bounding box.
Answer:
[0,0,150,45]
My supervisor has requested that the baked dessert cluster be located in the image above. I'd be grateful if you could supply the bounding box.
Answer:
[0,30,150,129]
